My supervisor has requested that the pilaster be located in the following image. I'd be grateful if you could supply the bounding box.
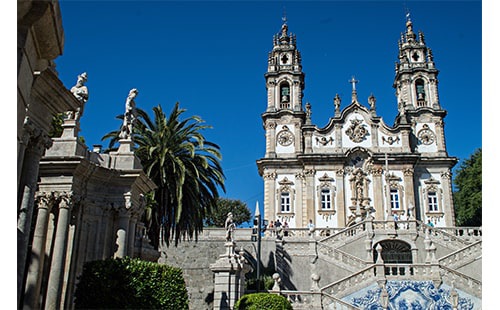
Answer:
[440,170,455,226]
[263,171,277,221]
[371,167,384,221]
[335,169,346,227]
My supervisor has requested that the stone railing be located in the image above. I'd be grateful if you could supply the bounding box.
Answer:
[376,263,437,281]
[321,292,361,310]
[437,227,482,242]
[319,222,367,247]
[439,240,482,269]
[422,226,471,250]
[440,265,482,298]
[321,265,376,297]
[279,291,321,309]
[317,243,368,272]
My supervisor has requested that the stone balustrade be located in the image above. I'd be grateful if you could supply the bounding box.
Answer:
[279,290,321,308]
[317,243,368,272]
[321,266,376,297]
[440,265,482,297]
[320,222,367,247]
[439,240,482,269]
[321,292,361,310]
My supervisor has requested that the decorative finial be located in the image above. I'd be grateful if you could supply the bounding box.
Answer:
[282,6,287,25]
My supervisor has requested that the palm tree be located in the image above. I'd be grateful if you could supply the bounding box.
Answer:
[102,103,225,248]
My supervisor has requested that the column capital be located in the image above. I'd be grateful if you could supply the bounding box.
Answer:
[35,191,56,211]
[55,191,76,210]
[263,171,277,180]
[403,168,414,176]
[440,170,452,180]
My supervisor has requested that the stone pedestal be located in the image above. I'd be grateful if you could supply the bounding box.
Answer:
[210,242,252,310]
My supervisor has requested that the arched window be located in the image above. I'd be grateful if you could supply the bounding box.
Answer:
[415,79,426,107]
[280,82,290,108]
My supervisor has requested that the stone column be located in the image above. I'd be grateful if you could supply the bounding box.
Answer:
[403,168,416,216]
[45,192,73,310]
[440,170,455,226]
[265,121,277,158]
[17,132,51,306]
[263,171,277,222]
[334,124,342,149]
[304,169,315,225]
[23,192,54,309]
[295,172,305,227]
[434,120,446,154]
[335,169,346,227]
[371,167,384,221]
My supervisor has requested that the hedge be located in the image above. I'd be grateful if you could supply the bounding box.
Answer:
[74,257,188,309]
[234,293,293,310]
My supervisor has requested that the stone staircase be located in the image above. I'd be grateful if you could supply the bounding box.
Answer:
[310,219,482,308]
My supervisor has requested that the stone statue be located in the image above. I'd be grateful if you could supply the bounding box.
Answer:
[119,88,138,140]
[68,72,89,120]
[225,212,236,242]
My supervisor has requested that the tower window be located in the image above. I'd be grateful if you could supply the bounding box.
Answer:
[415,79,426,106]
[321,188,332,210]
[428,192,438,212]
[390,188,400,210]
[281,192,291,212]
[280,83,290,108]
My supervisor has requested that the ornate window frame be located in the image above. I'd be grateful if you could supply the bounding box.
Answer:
[422,177,444,217]
[276,177,295,216]
[385,173,405,215]
[316,173,336,218]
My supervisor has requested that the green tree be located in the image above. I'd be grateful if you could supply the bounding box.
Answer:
[453,148,482,226]
[103,103,225,248]
[205,198,252,227]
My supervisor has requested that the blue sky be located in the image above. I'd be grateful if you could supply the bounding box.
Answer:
[53,1,482,216]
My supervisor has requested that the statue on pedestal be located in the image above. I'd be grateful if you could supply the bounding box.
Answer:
[119,88,138,140]
[225,212,236,242]
[68,72,89,120]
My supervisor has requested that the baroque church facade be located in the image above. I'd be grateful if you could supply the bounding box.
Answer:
[257,18,457,230]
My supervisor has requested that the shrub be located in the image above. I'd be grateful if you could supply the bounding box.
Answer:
[74,257,188,309]
[235,293,293,310]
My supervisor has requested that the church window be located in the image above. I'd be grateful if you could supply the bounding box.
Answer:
[317,174,336,216]
[321,189,332,210]
[281,192,291,212]
[427,192,438,212]
[390,188,400,210]
[423,178,443,216]
[277,177,295,216]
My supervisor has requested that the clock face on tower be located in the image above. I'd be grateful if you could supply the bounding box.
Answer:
[277,127,294,146]
[417,124,435,145]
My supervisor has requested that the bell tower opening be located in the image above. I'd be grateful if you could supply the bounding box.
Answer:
[280,82,291,108]
[415,79,426,107]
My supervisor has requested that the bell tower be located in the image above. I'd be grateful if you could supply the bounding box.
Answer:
[393,15,441,115]
[261,19,307,159]
[264,19,305,113]
[393,15,449,156]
